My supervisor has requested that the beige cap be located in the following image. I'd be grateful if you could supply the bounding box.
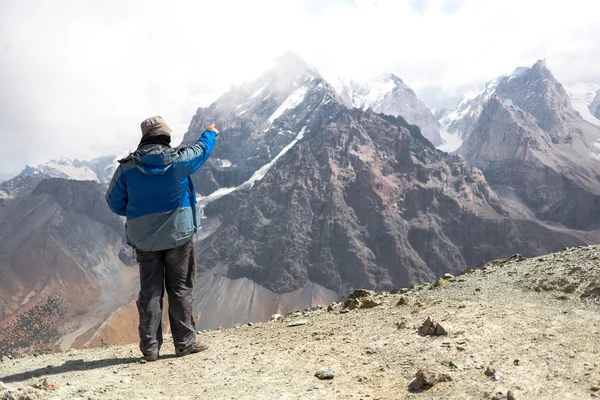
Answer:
[140,116,172,136]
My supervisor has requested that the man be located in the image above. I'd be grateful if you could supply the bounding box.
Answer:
[105,116,218,361]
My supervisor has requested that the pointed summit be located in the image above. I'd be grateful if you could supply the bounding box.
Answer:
[338,73,442,145]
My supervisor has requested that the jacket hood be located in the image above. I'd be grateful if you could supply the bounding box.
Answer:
[120,143,175,176]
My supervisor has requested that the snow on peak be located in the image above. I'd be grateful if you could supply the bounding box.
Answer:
[265,86,309,127]
[339,74,403,110]
[566,83,600,126]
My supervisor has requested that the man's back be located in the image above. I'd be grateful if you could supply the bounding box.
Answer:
[106,118,217,251]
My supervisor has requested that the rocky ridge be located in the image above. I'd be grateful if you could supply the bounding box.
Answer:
[2,245,600,399]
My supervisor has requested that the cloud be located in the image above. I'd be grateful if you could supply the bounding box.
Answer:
[1,0,599,173]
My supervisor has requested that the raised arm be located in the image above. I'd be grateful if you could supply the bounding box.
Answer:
[175,125,218,175]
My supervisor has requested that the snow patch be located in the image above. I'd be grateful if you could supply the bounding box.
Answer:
[266,86,309,126]
[566,83,600,126]
[436,129,463,152]
[251,84,268,99]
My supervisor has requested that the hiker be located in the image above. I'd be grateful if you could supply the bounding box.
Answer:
[105,116,218,361]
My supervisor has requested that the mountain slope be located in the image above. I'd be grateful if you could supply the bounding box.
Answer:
[2,246,600,400]
[339,73,443,146]
[458,61,600,230]
[0,179,136,356]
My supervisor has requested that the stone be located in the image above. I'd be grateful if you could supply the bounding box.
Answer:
[419,317,448,336]
[443,273,455,279]
[360,297,382,309]
[270,314,283,322]
[507,390,516,400]
[396,297,408,306]
[396,321,407,329]
[485,366,503,381]
[409,368,452,391]
[315,368,335,380]
[34,378,60,391]
[288,320,308,327]
[365,347,376,355]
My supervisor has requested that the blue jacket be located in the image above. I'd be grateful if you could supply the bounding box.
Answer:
[105,130,217,251]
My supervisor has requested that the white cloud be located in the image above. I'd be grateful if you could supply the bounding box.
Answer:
[1,0,599,174]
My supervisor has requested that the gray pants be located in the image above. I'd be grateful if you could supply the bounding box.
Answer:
[135,240,197,354]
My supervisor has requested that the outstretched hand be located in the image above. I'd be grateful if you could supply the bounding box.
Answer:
[207,124,220,137]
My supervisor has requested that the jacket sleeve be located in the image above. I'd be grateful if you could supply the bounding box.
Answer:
[176,130,217,175]
[105,164,128,216]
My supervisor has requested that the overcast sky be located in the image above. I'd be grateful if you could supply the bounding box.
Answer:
[1,0,599,175]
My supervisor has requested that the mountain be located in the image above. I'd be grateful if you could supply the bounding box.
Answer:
[338,73,443,146]
[0,178,136,356]
[2,245,600,400]
[457,60,600,230]
[19,156,118,184]
[440,67,529,141]
[566,83,600,126]
[180,55,594,331]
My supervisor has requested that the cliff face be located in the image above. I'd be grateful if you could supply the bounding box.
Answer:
[458,61,600,230]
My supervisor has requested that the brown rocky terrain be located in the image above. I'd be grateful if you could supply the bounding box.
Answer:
[0,179,137,357]
[2,245,600,399]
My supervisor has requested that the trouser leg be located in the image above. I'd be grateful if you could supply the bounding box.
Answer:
[164,240,197,350]
[135,249,166,354]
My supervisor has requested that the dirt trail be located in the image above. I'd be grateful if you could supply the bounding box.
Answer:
[2,246,600,399]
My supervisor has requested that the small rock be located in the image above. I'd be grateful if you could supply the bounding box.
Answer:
[360,297,382,309]
[270,314,283,321]
[592,386,600,392]
[443,273,455,280]
[493,371,503,381]
[315,368,335,380]
[485,366,496,376]
[365,347,376,355]
[34,378,60,391]
[396,321,407,329]
[247,322,254,326]
[340,309,350,314]
[409,368,452,391]
[396,297,408,306]
[288,320,308,327]
[419,317,447,336]
[507,390,516,400]
[139,359,147,364]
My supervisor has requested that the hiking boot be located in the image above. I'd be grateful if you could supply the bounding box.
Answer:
[176,340,209,357]
[142,350,159,362]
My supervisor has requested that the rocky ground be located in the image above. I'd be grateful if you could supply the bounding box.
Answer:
[2,245,600,399]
